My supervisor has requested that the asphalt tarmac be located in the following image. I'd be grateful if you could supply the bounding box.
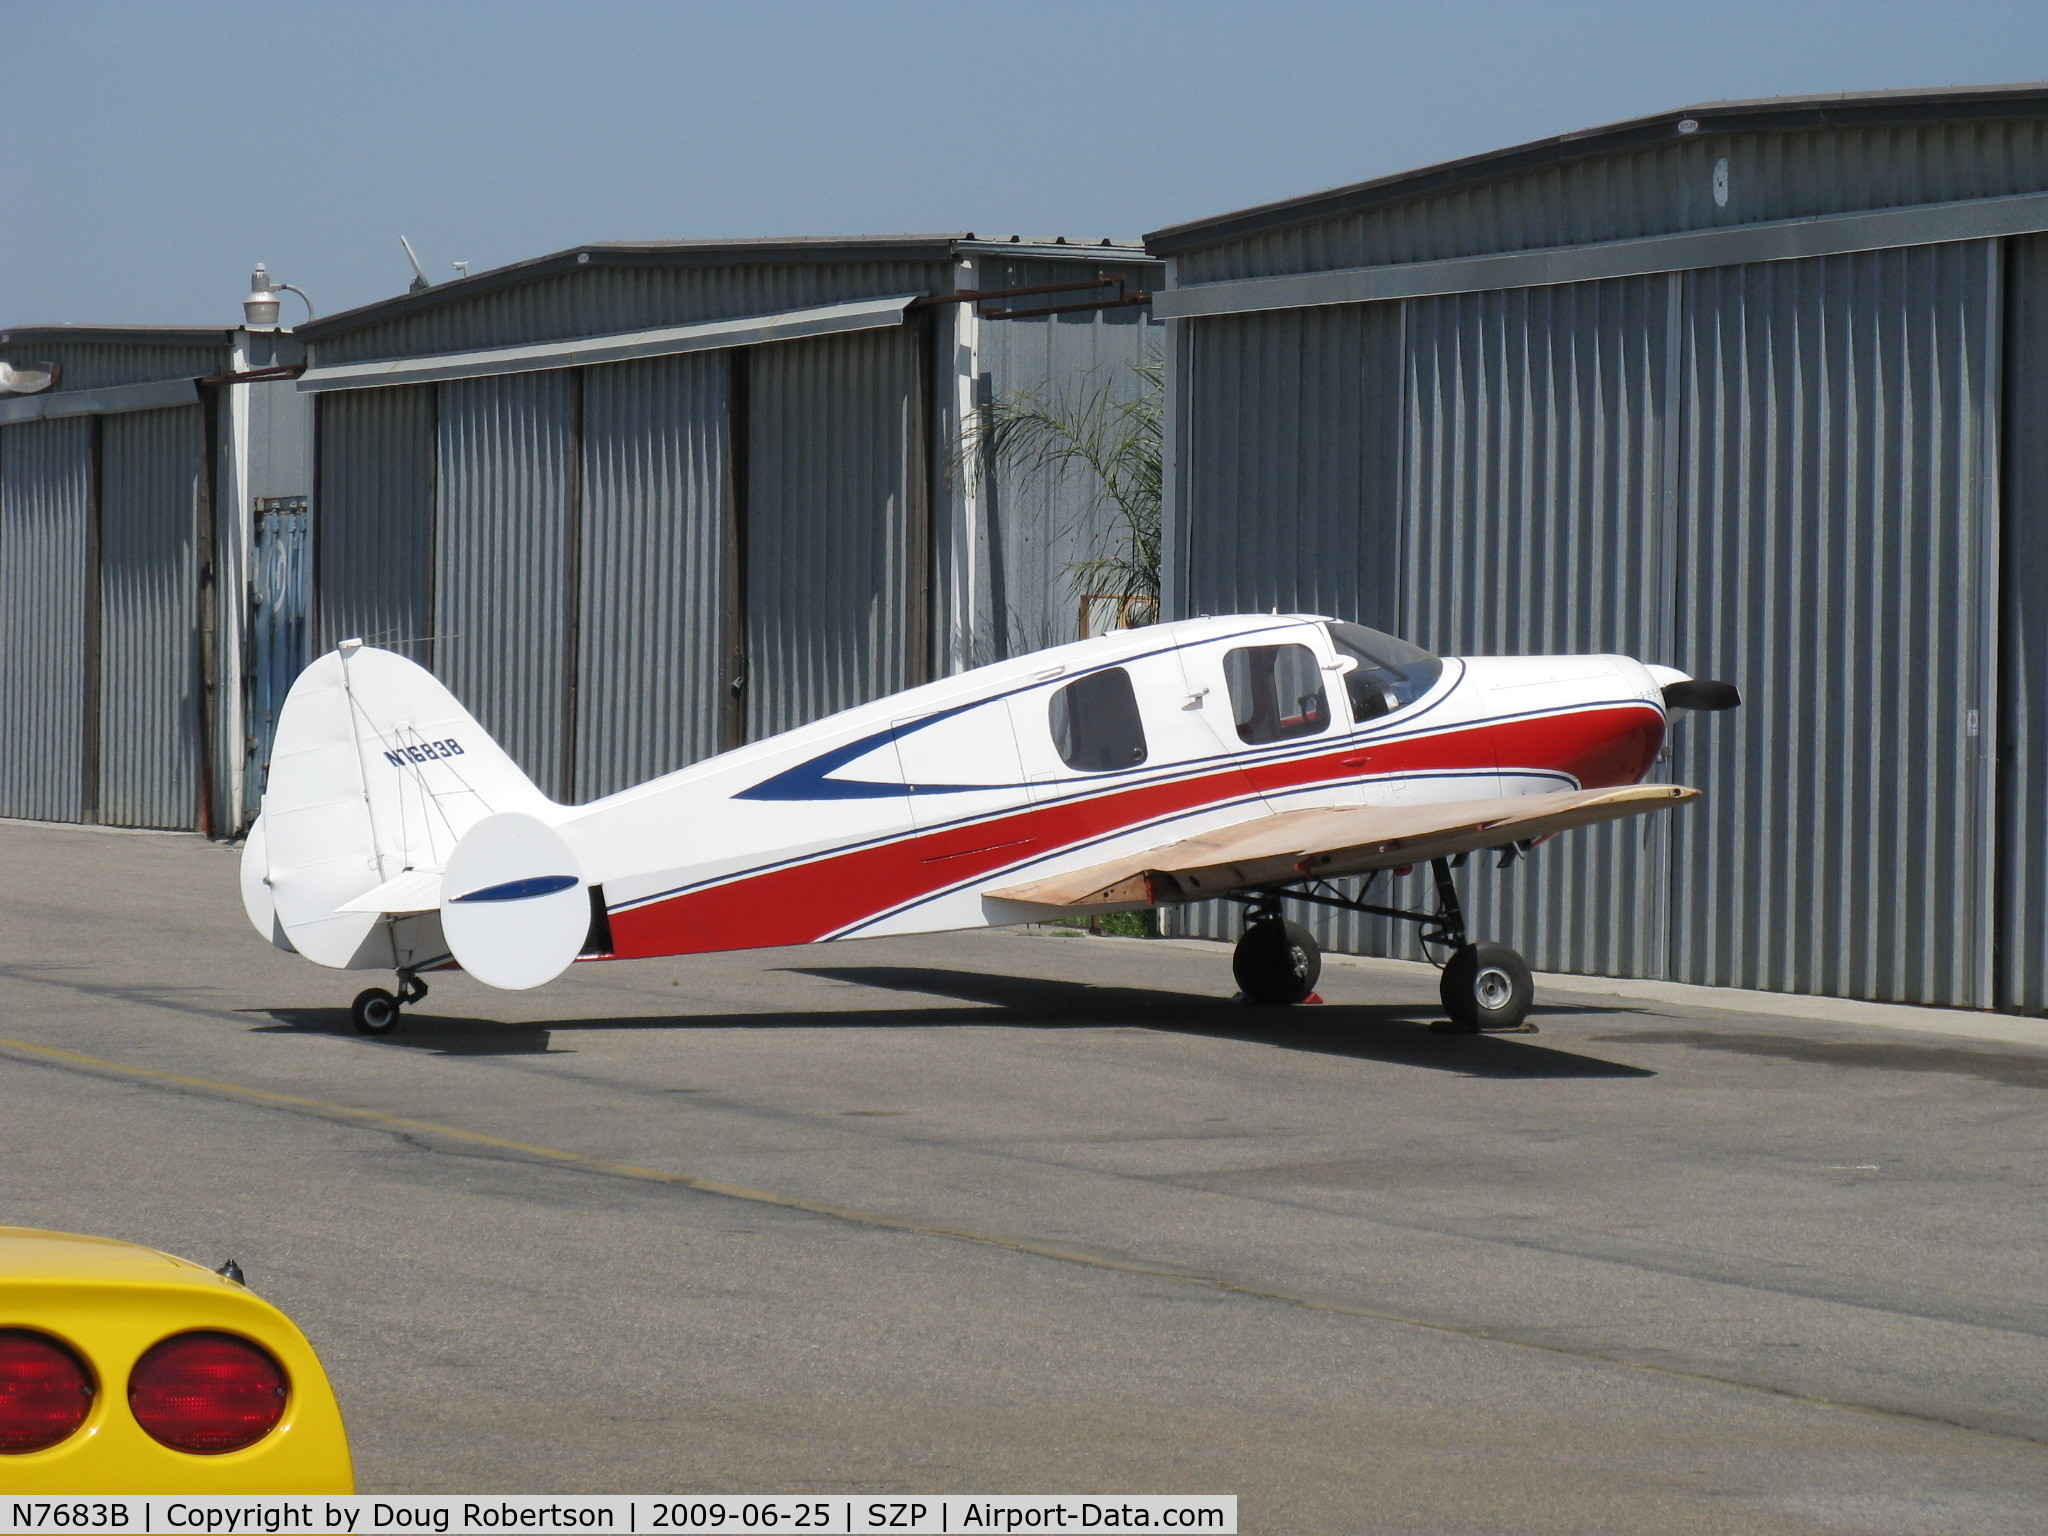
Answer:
[3,821,2047,1533]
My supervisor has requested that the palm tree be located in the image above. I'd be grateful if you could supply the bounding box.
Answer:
[957,361,1162,629]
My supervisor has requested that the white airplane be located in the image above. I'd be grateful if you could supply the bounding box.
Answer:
[240,616,1737,1036]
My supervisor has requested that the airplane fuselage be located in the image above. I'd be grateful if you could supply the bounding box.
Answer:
[559,616,1666,959]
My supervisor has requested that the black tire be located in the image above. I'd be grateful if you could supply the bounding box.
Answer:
[350,987,400,1036]
[1233,918,1321,1005]
[1439,943,1533,1031]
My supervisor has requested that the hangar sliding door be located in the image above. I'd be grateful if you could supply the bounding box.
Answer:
[1180,304,1404,627]
[1171,242,1997,1009]
[1397,276,1675,980]
[746,326,923,740]
[0,418,92,822]
[577,354,729,800]
[1179,283,1678,975]
[436,372,577,801]
[97,405,205,830]
[315,362,731,809]
[315,385,435,658]
[1669,243,1999,1007]
[1998,234,2048,1014]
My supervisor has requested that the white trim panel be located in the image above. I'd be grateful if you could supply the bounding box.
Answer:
[297,295,924,392]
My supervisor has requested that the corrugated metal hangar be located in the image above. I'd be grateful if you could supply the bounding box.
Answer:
[0,237,1157,832]
[23,82,2048,1018]
[1147,83,2048,1013]
[0,324,309,836]
[294,235,1158,805]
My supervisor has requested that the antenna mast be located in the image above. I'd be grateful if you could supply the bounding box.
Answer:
[399,236,431,293]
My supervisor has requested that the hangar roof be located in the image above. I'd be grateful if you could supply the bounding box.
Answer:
[296,235,1153,344]
[1147,82,2048,256]
[0,324,230,347]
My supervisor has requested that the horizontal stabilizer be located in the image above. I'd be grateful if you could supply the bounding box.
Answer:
[337,868,445,915]
[987,784,1696,911]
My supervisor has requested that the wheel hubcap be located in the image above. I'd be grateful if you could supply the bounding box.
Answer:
[1474,967,1513,1011]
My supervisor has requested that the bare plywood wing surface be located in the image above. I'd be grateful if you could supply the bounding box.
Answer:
[987,784,1697,911]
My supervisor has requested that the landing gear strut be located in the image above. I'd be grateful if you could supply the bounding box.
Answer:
[350,970,429,1036]
[1231,857,1535,1031]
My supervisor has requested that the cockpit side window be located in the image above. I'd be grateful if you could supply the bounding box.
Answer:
[1224,643,1330,745]
[1327,622,1443,723]
[1049,667,1148,771]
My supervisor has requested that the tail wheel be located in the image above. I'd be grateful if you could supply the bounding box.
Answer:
[1439,943,1534,1032]
[350,987,400,1036]
[1234,918,1321,1006]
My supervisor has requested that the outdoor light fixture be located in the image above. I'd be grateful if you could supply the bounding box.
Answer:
[243,264,315,328]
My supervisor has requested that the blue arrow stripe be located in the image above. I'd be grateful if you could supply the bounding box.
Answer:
[450,874,580,903]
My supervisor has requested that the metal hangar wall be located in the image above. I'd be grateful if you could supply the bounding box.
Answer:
[296,236,1159,807]
[1148,84,2048,1014]
[0,325,315,836]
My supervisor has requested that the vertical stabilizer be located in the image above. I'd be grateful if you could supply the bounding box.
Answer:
[243,643,554,969]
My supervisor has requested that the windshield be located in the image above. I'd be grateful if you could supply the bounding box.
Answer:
[1326,622,1443,723]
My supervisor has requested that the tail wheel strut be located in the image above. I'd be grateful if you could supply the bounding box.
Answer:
[352,970,429,1036]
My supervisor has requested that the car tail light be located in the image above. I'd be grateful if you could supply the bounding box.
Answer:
[0,1329,94,1453]
[129,1332,287,1453]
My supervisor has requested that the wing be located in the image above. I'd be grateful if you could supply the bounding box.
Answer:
[985,784,1696,914]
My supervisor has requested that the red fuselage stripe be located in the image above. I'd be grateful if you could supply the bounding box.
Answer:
[607,704,1662,960]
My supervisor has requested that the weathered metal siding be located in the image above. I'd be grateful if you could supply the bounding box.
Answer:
[435,372,576,800]
[315,262,950,365]
[1174,244,1998,1008]
[578,354,728,800]
[970,260,1161,661]
[0,418,91,821]
[1668,243,1998,1006]
[1175,282,1671,972]
[97,406,204,830]
[746,326,921,739]
[1999,233,2048,1013]
[1168,301,1405,962]
[315,386,435,656]
[1392,276,1674,978]
[1178,121,2048,285]
[0,339,225,391]
[1178,304,1404,625]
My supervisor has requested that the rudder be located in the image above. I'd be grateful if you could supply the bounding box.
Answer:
[243,641,556,970]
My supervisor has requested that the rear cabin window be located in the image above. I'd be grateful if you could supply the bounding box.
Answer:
[1049,668,1148,771]
[1327,622,1443,722]
[1225,644,1331,745]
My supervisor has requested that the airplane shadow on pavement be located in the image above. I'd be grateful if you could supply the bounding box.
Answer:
[785,966,1654,1079]
[247,967,1653,1079]
[246,1009,559,1057]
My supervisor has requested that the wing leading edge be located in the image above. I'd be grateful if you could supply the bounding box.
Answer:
[985,784,1696,914]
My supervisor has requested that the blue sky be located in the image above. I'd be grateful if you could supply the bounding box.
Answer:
[5,0,2045,327]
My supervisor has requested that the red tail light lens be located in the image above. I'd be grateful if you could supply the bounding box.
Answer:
[129,1332,287,1453]
[0,1330,94,1453]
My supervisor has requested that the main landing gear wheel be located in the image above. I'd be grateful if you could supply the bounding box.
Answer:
[351,972,429,1036]
[1438,942,1534,1033]
[350,988,399,1035]
[1234,917,1322,1006]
